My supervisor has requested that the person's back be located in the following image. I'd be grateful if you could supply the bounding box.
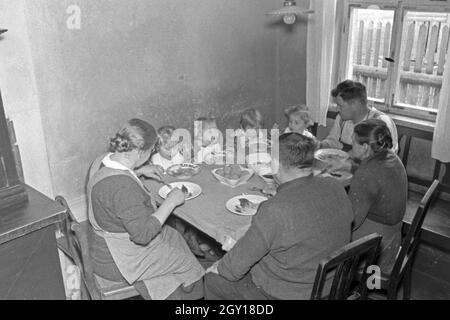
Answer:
[350,152,408,271]
[249,175,353,299]
[354,152,407,225]
[348,119,408,272]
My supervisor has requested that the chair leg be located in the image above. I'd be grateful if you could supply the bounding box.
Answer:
[387,282,398,300]
[402,266,412,300]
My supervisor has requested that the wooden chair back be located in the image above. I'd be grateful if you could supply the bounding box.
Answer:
[386,179,440,298]
[311,233,382,300]
[55,196,102,299]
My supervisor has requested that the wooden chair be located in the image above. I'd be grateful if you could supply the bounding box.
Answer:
[310,233,382,300]
[376,179,440,300]
[55,195,141,300]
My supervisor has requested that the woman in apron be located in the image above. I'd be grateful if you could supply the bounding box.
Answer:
[87,118,205,300]
[347,119,408,273]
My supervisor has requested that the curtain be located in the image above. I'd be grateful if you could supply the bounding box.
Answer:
[306,0,338,126]
[432,55,450,163]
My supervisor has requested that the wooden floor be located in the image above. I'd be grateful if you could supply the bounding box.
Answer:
[406,190,450,300]
[411,269,450,300]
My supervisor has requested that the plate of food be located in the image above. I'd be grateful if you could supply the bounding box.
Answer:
[211,165,253,188]
[158,182,202,201]
[314,149,349,165]
[226,195,268,216]
[166,163,201,179]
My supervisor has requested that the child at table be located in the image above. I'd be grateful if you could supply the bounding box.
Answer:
[194,117,223,164]
[150,126,185,171]
[282,104,315,139]
[238,108,270,156]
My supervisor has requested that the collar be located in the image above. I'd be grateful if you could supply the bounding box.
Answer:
[277,172,315,193]
[102,153,140,181]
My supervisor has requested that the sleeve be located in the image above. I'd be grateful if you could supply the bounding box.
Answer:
[348,167,379,231]
[217,202,276,281]
[111,177,162,246]
[320,115,344,150]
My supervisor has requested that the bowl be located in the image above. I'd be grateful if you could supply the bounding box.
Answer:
[166,163,201,179]
[246,152,274,184]
[211,165,253,188]
[246,152,272,166]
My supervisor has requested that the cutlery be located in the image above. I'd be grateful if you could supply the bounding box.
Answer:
[329,172,343,178]
[158,180,173,189]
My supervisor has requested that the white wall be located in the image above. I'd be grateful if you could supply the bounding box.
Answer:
[0,0,54,197]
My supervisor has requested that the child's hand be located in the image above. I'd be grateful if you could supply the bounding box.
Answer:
[135,165,164,180]
[272,123,280,130]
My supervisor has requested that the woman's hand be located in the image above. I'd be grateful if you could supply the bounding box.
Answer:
[166,188,185,207]
[135,165,164,181]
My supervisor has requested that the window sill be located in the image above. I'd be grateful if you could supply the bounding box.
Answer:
[325,108,435,133]
[388,113,435,133]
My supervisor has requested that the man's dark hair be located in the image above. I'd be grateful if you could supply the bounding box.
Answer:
[331,80,368,105]
[278,132,316,169]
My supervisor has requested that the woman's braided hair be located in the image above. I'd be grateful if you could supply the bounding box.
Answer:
[354,118,393,154]
[109,119,157,153]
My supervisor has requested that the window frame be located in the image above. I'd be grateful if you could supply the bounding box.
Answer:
[337,0,450,122]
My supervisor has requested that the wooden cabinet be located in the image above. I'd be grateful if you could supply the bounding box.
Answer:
[0,186,67,300]
[0,90,27,210]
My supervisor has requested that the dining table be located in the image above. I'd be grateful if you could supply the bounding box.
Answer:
[145,165,269,251]
[144,162,353,252]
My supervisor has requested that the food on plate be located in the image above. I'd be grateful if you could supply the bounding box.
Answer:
[235,198,259,214]
[320,154,347,162]
[170,167,196,176]
[180,184,193,198]
[215,165,250,180]
[315,149,349,164]
[167,164,200,178]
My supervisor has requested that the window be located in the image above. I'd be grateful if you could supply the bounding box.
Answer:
[338,0,450,121]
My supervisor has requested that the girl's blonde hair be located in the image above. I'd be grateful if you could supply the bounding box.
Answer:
[240,108,264,130]
[153,125,178,154]
[284,104,314,127]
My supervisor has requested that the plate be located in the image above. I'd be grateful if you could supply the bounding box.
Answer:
[314,149,349,164]
[226,194,268,216]
[166,163,201,179]
[211,166,253,188]
[158,182,202,201]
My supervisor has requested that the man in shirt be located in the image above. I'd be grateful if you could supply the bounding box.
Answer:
[320,80,398,153]
[204,133,353,300]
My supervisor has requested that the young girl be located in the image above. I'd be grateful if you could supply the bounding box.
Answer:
[194,117,223,164]
[240,108,264,131]
[151,126,184,170]
[238,108,270,155]
[283,105,315,139]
